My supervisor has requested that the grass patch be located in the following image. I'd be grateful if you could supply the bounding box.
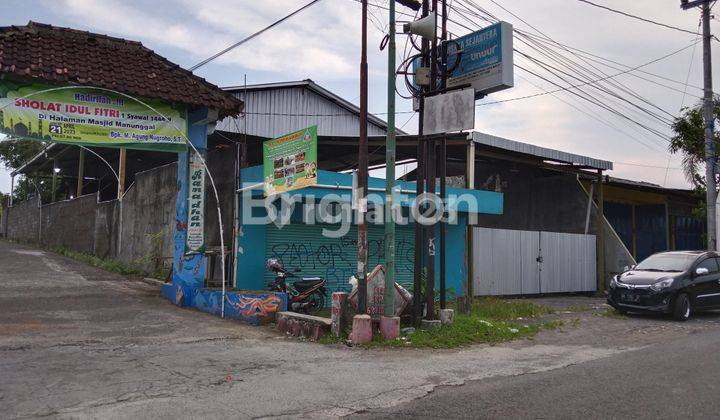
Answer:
[323,297,559,349]
[466,297,555,320]
[381,317,559,349]
[51,246,143,276]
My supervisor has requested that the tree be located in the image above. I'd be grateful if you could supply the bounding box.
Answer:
[0,136,49,202]
[669,97,720,190]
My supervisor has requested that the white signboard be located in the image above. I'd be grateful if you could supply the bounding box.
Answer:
[446,21,514,95]
[186,152,205,253]
[423,89,476,135]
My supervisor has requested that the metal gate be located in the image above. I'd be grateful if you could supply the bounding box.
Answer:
[473,227,596,296]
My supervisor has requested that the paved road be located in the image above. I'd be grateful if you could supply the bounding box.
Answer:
[352,327,720,419]
[2,240,720,419]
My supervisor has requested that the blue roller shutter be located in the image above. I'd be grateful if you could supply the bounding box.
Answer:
[264,223,416,296]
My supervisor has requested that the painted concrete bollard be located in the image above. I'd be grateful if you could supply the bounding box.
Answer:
[380,316,400,340]
[350,314,373,344]
[439,309,455,325]
[331,292,349,337]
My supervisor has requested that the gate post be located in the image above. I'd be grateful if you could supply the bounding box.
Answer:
[169,107,209,306]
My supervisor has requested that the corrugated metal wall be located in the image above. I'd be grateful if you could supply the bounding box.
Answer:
[217,87,387,138]
[473,227,596,295]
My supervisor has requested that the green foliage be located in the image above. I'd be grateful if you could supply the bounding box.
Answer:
[51,246,143,276]
[364,297,558,349]
[0,138,46,170]
[669,97,720,190]
[467,296,555,320]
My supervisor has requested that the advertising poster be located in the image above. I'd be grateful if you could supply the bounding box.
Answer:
[0,81,188,152]
[263,125,318,196]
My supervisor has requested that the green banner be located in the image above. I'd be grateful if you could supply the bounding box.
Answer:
[0,81,188,152]
[263,126,318,196]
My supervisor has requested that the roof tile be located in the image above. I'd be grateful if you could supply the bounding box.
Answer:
[0,21,242,118]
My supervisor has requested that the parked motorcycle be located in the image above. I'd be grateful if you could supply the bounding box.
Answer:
[266,258,327,314]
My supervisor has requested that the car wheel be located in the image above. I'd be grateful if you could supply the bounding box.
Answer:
[672,293,691,322]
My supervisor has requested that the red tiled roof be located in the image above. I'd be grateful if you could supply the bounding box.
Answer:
[0,21,242,117]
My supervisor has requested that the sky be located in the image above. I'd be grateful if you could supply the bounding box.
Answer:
[0,0,718,194]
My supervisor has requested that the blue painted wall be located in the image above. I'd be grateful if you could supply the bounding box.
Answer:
[171,108,209,302]
[235,165,502,298]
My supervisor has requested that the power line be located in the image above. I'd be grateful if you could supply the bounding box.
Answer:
[476,41,700,108]
[576,0,701,36]
[452,1,676,142]
[189,0,323,71]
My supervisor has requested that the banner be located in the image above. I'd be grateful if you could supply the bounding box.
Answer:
[186,151,205,253]
[0,81,188,152]
[263,126,318,196]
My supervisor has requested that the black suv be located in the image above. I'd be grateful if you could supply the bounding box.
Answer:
[607,251,720,321]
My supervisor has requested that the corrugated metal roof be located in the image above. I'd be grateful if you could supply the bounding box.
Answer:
[217,79,404,138]
[470,131,613,171]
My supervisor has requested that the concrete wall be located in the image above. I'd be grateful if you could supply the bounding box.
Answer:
[4,162,178,275]
[117,163,177,272]
[5,196,41,244]
[39,193,97,254]
[3,151,236,278]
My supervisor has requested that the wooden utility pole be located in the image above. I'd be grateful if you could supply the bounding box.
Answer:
[76,148,85,198]
[682,0,716,250]
[356,0,369,314]
[118,147,127,198]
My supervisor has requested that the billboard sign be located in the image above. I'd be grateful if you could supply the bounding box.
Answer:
[446,21,514,95]
[423,88,475,135]
[263,126,318,196]
[0,81,188,152]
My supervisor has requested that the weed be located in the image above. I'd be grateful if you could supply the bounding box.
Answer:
[467,297,555,321]
[601,308,628,319]
[51,246,143,276]
[571,317,581,327]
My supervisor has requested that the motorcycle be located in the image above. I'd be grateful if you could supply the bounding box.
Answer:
[266,258,327,314]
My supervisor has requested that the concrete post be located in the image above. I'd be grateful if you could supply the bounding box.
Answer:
[331,292,349,337]
[170,108,209,305]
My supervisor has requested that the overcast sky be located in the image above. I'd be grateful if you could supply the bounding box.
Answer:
[0,0,718,194]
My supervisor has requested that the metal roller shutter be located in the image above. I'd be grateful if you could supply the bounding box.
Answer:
[265,223,416,296]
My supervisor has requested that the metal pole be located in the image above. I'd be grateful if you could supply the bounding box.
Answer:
[424,0,438,320]
[383,0,397,317]
[9,174,14,207]
[597,170,606,293]
[701,1,716,251]
[76,147,85,198]
[439,0,448,310]
[51,159,58,203]
[357,0,369,315]
[413,0,430,325]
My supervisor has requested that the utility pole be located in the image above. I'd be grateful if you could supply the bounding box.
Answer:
[413,0,430,325]
[383,0,398,319]
[424,0,439,321]
[439,0,448,310]
[357,0,369,315]
[682,0,716,250]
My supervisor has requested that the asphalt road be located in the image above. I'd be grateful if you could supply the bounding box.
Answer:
[353,322,720,419]
[3,239,720,419]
